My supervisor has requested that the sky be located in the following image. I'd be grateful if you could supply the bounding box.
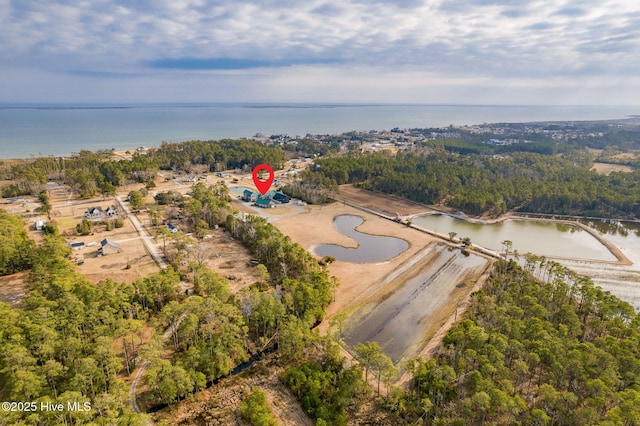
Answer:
[1,0,639,105]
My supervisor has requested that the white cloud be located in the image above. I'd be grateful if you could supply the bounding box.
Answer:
[1,0,639,103]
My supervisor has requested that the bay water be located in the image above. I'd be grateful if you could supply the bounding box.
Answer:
[1,103,638,158]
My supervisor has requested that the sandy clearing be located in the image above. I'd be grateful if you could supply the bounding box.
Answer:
[272,202,438,327]
[336,184,434,217]
[0,271,29,305]
[591,162,634,175]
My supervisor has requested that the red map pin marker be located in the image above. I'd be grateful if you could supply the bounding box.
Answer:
[252,164,275,195]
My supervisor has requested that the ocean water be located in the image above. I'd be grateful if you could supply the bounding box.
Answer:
[0,103,638,158]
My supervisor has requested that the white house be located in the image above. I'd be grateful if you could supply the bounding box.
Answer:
[85,207,104,220]
[105,207,118,218]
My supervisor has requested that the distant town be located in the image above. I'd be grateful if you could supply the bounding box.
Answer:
[254,116,640,155]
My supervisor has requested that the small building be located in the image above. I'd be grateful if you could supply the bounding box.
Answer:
[167,223,179,233]
[255,198,275,209]
[242,189,258,202]
[85,207,104,220]
[272,191,290,204]
[35,220,44,231]
[98,238,121,255]
[69,241,85,250]
[105,207,118,218]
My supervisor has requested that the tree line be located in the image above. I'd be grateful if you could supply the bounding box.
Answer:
[0,209,36,276]
[310,150,640,218]
[0,139,285,199]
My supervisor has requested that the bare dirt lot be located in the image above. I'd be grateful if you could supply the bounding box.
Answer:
[0,271,29,305]
[591,162,634,175]
[335,184,433,217]
[196,229,263,293]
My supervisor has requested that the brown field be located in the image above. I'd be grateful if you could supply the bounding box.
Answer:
[335,184,433,217]
[188,228,264,293]
[591,162,634,175]
[0,271,29,305]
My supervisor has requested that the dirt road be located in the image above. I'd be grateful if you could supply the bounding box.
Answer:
[115,196,167,269]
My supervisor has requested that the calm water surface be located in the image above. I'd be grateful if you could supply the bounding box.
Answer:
[412,214,617,261]
[314,215,408,263]
[1,104,638,158]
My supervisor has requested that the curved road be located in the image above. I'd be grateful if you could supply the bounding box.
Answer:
[117,194,168,421]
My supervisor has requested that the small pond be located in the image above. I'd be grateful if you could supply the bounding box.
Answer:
[314,215,409,263]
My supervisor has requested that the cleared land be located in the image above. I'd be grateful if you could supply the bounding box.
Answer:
[0,271,28,305]
[273,200,491,363]
[273,202,437,323]
[44,198,160,283]
[591,162,634,175]
[343,244,488,362]
[335,184,434,217]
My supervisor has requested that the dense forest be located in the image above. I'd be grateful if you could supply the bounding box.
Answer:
[310,151,640,218]
[0,235,151,425]
[0,209,35,275]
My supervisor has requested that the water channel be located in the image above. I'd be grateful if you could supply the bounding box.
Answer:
[412,214,617,261]
[314,215,409,263]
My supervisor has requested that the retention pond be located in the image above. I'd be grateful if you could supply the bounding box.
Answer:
[314,215,409,263]
[412,214,617,261]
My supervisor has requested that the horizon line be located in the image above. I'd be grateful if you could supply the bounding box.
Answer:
[1,102,639,109]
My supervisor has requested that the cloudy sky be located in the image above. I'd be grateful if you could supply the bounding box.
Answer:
[1,0,639,105]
